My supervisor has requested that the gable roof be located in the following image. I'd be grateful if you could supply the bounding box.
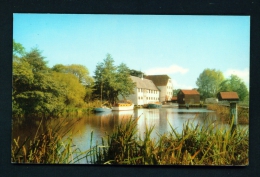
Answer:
[218,92,239,100]
[180,89,200,95]
[130,76,159,90]
[144,75,171,86]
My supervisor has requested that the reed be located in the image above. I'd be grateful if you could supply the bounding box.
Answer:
[93,117,248,165]
[12,113,248,165]
[11,117,90,164]
[207,104,249,124]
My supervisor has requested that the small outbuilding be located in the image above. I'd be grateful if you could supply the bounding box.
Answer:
[171,96,178,103]
[177,89,200,104]
[217,92,239,102]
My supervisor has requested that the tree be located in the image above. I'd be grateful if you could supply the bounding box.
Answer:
[129,69,145,78]
[52,64,94,102]
[93,54,135,104]
[13,40,25,57]
[13,46,66,117]
[196,69,224,99]
[23,48,49,72]
[52,72,87,107]
[114,63,136,99]
[173,89,180,96]
[219,74,249,101]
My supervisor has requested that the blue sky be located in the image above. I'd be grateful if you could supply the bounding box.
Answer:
[13,14,250,89]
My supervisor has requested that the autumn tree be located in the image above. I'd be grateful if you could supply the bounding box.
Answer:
[196,69,224,100]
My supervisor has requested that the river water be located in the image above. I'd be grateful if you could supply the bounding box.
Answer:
[12,107,250,164]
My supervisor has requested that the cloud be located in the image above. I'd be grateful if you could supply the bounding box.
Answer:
[171,79,194,90]
[144,64,189,75]
[224,68,249,87]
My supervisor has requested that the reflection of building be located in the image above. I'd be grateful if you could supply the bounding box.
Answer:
[145,75,173,102]
[122,76,160,106]
[177,89,200,104]
[136,109,160,140]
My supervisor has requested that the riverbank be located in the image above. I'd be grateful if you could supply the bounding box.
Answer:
[207,104,249,124]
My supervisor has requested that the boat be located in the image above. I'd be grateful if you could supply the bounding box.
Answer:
[112,100,134,111]
[94,106,112,112]
[147,102,162,109]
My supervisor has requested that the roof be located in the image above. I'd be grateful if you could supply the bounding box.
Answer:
[130,76,159,90]
[144,75,171,86]
[180,89,200,95]
[171,97,177,101]
[218,92,239,100]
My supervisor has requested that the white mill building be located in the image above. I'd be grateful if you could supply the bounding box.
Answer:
[124,76,160,106]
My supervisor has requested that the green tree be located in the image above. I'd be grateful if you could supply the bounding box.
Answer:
[13,46,66,117]
[129,69,145,78]
[173,89,180,96]
[52,64,94,102]
[114,63,135,99]
[52,72,87,107]
[219,74,249,101]
[196,69,224,99]
[93,54,135,104]
[24,48,49,72]
[13,40,25,57]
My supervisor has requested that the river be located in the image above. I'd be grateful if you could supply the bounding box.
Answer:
[12,107,246,163]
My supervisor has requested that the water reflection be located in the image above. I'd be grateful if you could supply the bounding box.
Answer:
[13,107,242,162]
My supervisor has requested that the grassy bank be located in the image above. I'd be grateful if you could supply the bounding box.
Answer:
[12,100,104,120]
[12,115,249,165]
[207,104,249,124]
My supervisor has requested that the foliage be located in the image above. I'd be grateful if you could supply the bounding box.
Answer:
[93,54,135,104]
[52,64,94,86]
[52,72,86,107]
[52,64,94,102]
[13,39,25,57]
[173,89,181,96]
[219,75,249,101]
[13,47,63,117]
[129,69,145,78]
[196,69,225,100]
[12,41,92,118]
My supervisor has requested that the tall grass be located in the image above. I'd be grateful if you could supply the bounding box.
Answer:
[207,104,249,124]
[93,117,248,165]
[11,118,91,164]
[12,114,248,165]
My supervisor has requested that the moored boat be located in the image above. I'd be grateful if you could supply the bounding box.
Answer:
[147,102,162,109]
[94,106,112,112]
[112,100,134,111]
